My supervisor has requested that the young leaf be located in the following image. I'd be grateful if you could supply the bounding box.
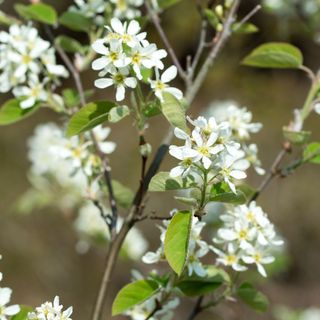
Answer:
[149,172,192,192]
[233,22,259,34]
[55,36,84,54]
[204,9,219,29]
[164,211,192,275]
[112,280,159,316]
[303,142,320,164]
[176,274,224,297]
[0,99,41,125]
[108,105,130,123]
[12,306,33,320]
[161,92,187,131]
[15,3,57,25]
[210,182,246,204]
[111,180,134,209]
[283,127,311,145]
[66,101,117,137]
[59,11,91,32]
[242,42,303,69]
[237,283,269,312]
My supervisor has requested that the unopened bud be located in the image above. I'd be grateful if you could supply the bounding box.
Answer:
[215,5,224,17]
[140,143,152,157]
[224,0,234,9]
[216,23,223,32]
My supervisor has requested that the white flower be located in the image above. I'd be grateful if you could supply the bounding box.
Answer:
[215,154,247,193]
[0,288,20,320]
[13,74,47,109]
[212,244,247,272]
[111,0,144,20]
[243,144,265,175]
[92,126,117,154]
[28,296,72,320]
[129,43,167,80]
[71,0,107,17]
[149,66,183,102]
[92,39,129,71]
[106,18,146,47]
[95,67,137,101]
[242,246,275,277]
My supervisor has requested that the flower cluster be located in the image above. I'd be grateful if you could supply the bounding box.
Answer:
[71,0,144,20]
[143,213,209,277]
[212,201,283,277]
[169,116,247,193]
[28,123,115,193]
[264,0,320,16]
[206,102,265,175]
[92,18,182,102]
[0,24,68,109]
[28,296,72,320]
[0,256,20,320]
[125,296,179,320]
[75,202,148,259]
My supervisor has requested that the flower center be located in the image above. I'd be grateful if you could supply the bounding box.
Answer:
[22,54,32,64]
[109,52,118,61]
[238,229,248,240]
[226,255,236,265]
[122,34,132,44]
[155,81,166,91]
[132,53,141,64]
[116,0,127,10]
[254,253,261,263]
[113,73,125,84]
[31,86,41,97]
[198,146,210,157]
[182,158,193,167]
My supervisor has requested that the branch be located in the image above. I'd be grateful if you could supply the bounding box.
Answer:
[186,0,241,104]
[234,4,261,30]
[145,0,186,80]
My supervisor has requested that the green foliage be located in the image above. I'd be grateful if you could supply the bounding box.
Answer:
[242,42,303,69]
[237,283,269,312]
[0,10,20,26]
[233,22,259,34]
[108,105,130,123]
[59,11,91,32]
[143,101,161,118]
[12,306,33,320]
[161,92,187,131]
[0,99,41,125]
[55,36,84,54]
[176,273,225,297]
[66,101,117,137]
[148,172,194,192]
[283,127,311,145]
[112,280,159,316]
[15,3,57,25]
[303,142,320,164]
[164,211,192,275]
[209,182,247,204]
[158,0,182,9]
[111,180,134,209]
[204,9,219,29]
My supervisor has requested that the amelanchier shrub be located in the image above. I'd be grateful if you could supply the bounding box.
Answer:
[0,0,319,320]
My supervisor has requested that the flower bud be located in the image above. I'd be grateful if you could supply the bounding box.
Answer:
[215,5,224,17]
[140,143,152,157]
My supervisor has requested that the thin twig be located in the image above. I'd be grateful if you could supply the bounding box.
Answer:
[234,4,261,30]
[187,296,204,320]
[186,0,241,104]
[145,0,186,80]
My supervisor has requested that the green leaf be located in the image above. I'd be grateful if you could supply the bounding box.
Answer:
[143,101,161,118]
[206,265,231,283]
[66,101,116,137]
[283,127,311,145]
[15,3,57,25]
[164,211,192,275]
[177,274,224,297]
[161,92,187,131]
[303,142,320,164]
[0,10,20,26]
[242,42,303,69]
[112,180,134,209]
[148,172,193,192]
[108,105,130,123]
[210,182,247,204]
[237,283,269,312]
[174,196,198,206]
[55,36,84,54]
[112,280,159,316]
[62,89,80,108]
[12,306,33,320]
[204,9,219,29]
[158,0,182,9]
[233,22,259,34]
[59,11,91,32]
[0,99,41,125]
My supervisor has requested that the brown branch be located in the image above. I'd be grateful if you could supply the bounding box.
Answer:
[145,0,186,80]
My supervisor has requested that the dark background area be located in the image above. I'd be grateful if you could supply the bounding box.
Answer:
[0,0,320,319]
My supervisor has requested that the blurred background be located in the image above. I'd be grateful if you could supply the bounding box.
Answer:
[1,0,320,319]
